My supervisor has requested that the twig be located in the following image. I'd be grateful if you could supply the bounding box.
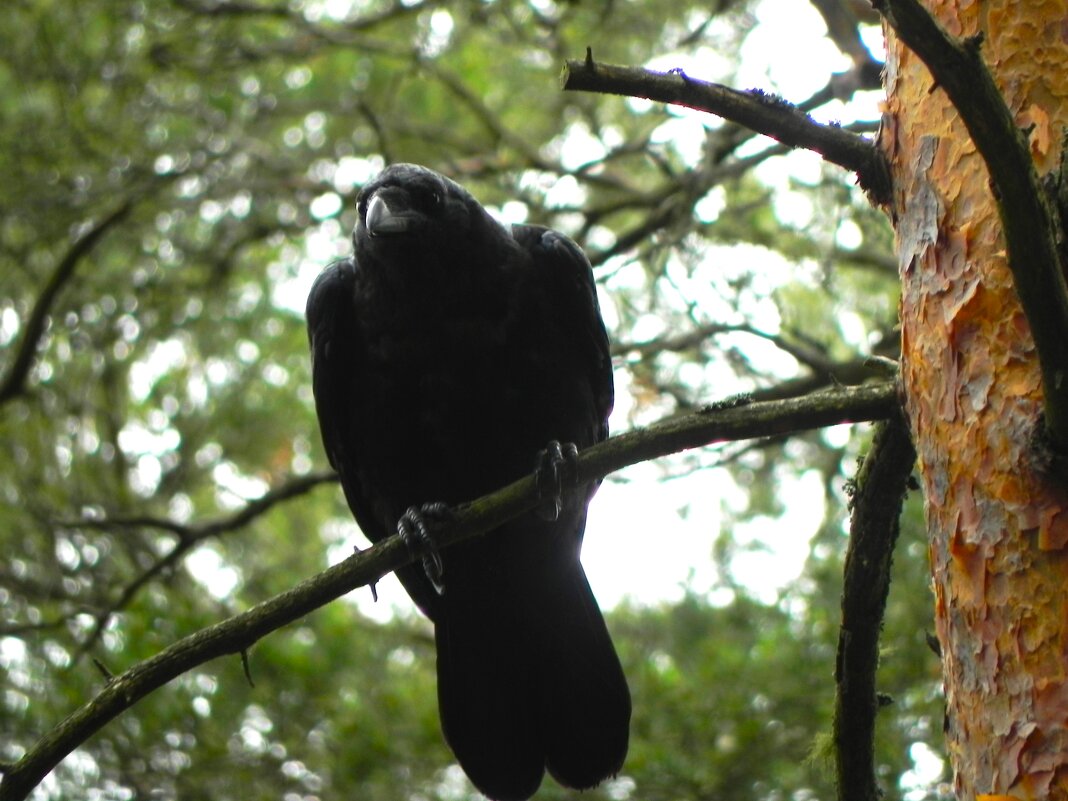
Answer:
[808,0,881,68]
[560,52,892,204]
[834,413,916,801]
[0,200,134,406]
[613,322,836,373]
[875,0,1068,452]
[57,471,338,656]
[0,381,900,801]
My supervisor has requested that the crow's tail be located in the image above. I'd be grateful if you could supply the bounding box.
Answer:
[434,520,630,801]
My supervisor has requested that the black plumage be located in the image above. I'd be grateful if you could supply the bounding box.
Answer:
[306,164,630,800]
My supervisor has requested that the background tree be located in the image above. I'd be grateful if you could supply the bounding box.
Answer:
[0,1,963,799]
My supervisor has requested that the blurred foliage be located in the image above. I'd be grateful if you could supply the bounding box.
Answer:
[1,0,940,799]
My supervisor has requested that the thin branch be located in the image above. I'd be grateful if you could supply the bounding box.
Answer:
[197,470,339,537]
[0,617,73,637]
[613,322,899,404]
[876,0,1068,452]
[613,322,838,374]
[170,0,291,17]
[560,52,892,204]
[752,357,899,403]
[56,471,338,656]
[422,61,550,171]
[0,200,134,406]
[612,322,766,358]
[62,472,338,539]
[808,0,880,69]
[832,244,898,277]
[834,412,916,801]
[169,0,433,33]
[0,381,900,801]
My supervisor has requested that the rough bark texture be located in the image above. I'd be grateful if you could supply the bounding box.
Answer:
[883,3,1068,797]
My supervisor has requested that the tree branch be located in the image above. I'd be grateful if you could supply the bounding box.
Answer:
[0,200,134,407]
[56,471,338,657]
[0,381,900,801]
[613,321,841,375]
[834,412,916,801]
[808,0,880,69]
[560,52,892,204]
[875,0,1068,453]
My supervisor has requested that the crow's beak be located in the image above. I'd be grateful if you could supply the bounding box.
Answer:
[365,192,419,237]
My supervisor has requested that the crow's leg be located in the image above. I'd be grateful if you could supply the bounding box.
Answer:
[534,440,579,522]
[397,502,452,595]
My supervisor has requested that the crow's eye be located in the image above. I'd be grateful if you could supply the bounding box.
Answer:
[430,191,443,207]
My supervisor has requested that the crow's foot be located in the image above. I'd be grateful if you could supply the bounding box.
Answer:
[397,502,452,595]
[535,440,579,522]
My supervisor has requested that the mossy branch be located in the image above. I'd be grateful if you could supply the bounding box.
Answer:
[834,413,917,801]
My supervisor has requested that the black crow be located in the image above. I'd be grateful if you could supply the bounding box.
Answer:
[306,163,630,800]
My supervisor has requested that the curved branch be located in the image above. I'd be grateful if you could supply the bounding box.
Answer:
[808,0,881,69]
[876,0,1068,452]
[58,471,338,656]
[560,52,892,204]
[613,322,838,374]
[834,412,916,801]
[0,381,900,801]
[0,200,134,407]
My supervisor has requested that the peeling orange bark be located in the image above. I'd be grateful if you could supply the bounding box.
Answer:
[882,2,1068,798]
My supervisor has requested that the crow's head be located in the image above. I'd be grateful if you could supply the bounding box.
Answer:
[353,164,503,263]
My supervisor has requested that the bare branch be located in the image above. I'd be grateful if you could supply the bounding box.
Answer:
[56,471,338,656]
[832,244,898,277]
[613,322,837,373]
[875,0,1068,452]
[560,53,892,204]
[0,200,134,406]
[423,61,550,171]
[0,381,900,801]
[808,0,880,68]
[170,0,433,32]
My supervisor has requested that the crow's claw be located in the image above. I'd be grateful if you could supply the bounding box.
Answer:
[535,440,579,522]
[397,502,451,595]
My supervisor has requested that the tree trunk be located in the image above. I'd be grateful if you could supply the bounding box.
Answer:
[884,3,1068,798]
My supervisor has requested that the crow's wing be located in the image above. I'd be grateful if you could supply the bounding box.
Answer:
[511,224,613,444]
[305,257,443,617]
